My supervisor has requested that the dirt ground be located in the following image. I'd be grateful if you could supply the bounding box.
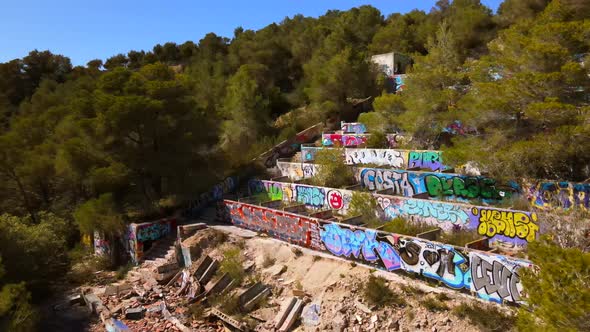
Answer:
[79,225,516,332]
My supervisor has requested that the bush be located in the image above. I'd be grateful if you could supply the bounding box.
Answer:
[453,302,515,332]
[312,148,354,188]
[347,192,380,227]
[365,131,388,148]
[420,297,449,312]
[116,263,133,280]
[380,217,431,236]
[219,246,245,284]
[516,237,590,331]
[363,275,405,308]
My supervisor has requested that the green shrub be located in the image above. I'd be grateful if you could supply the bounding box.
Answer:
[401,284,425,295]
[312,148,354,188]
[116,263,133,280]
[365,131,388,148]
[420,297,449,312]
[517,237,590,331]
[219,246,245,284]
[347,192,380,226]
[363,275,405,308]
[380,217,431,236]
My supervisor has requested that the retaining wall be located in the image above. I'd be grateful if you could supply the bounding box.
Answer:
[248,179,539,246]
[224,199,531,304]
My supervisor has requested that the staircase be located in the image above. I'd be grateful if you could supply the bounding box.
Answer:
[142,235,177,264]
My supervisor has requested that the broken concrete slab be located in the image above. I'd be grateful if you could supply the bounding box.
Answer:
[274,297,298,329]
[239,281,271,311]
[68,294,83,305]
[125,307,145,320]
[211,307,244,331]
[292,289,309,297]
[206,272,235,296]
[193,256,213,279]
[198,259,219,285]
[82,292,103,314]
[278,298,304,332]
[354,300,372,314]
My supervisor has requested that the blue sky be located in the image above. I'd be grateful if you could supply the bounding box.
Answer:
[1,0,503,66]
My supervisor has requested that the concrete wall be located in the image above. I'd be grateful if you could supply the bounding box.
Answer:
[225,199,532,304]
[184,176,238,218]
[301,146,448,172]
[248,179,539,246]
[524,181,590,210]
[340,121,367,134]
[127,218,176,264]
[321,133,403,148]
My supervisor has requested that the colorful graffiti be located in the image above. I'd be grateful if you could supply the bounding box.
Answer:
[341,122,367,134]
[526,181,590,210]
[185,176,238,218]
[248,179,538,245]
[225,201,322,248]
[408,151,445,171]
[225,199,532,304]
[127,218,176,264]
[320,223,401,271]
[322,133,368,147]
[473,208,539,243]
[93,231,111,256]
[346,149,406,168]
[393,74,406,92]
[277,161,320,181]
[357,168,509,203]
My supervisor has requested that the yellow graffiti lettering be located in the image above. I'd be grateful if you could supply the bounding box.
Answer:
[474,208,539,242]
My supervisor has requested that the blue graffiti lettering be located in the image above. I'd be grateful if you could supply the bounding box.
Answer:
[320,223,401,271]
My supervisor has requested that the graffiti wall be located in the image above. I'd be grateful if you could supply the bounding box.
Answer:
[345,148,447,172]
[258,123,323,167]
[185,176,238,218]
[93,231,111,256]
[301,146,448,172]
[276,161,320,181]
[322,134,402,148]
[393,74,406,92]
[357,168,511,202]
[224,200,532,304]
[341,122,367,134]
[127,218,177,264]
[526,181,590,210]
[248,179,538,245]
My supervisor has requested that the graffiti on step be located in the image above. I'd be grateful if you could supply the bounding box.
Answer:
[358,168,509,202]
[341,122,367,134]
[320,223,401,271]
[473,208,539,243]
[225,201,322,249]
[322,133,368,147]
[248,180,538,245]
[277,161,320,181]
[93,231,111,256]
[408,151,445,172]
[526,181,590,211]
[225,199,532,304]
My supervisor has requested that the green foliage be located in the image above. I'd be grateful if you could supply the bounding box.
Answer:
[420,296,449,312]
[453,302,516,332]
[312,148,354,188]
[365,131,388,148]
[0,213,70,291]
[363,275,405,307]
[347,192,380,227]
[380,217,431,236]
[517,237,590,331]
[219,246,245,284]
[74,193,124,236]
